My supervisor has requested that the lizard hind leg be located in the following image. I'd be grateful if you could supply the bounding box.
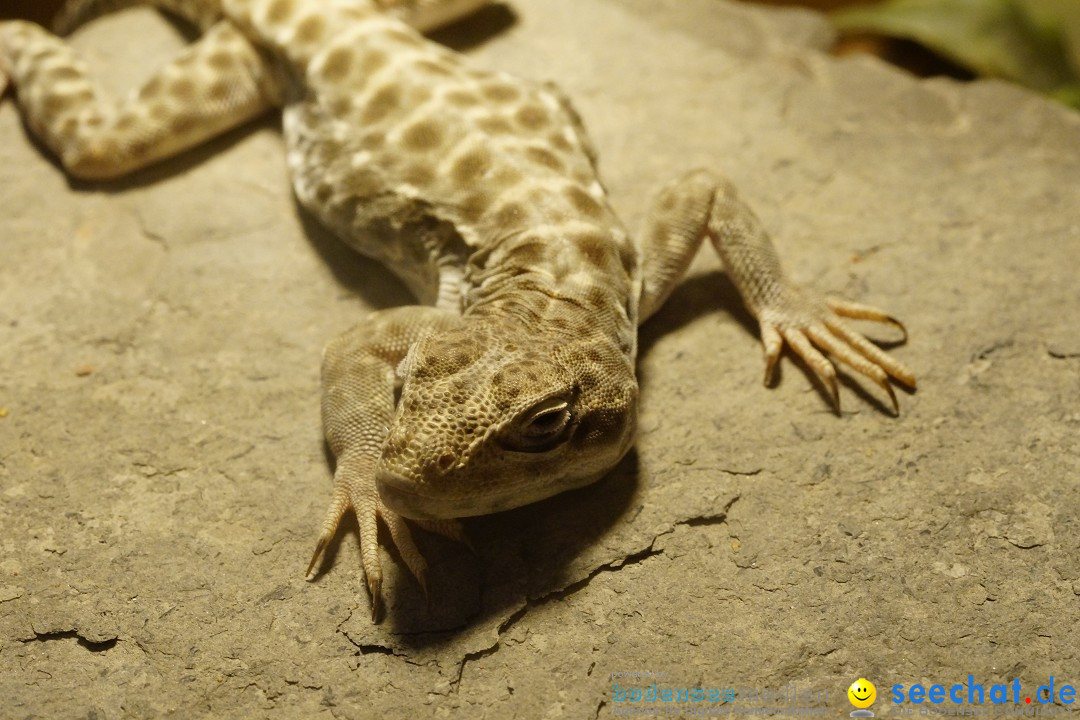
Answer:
[0,17,273,180]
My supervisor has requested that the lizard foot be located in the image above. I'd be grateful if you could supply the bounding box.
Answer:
[306,457,467,620]
[757,286,915,414]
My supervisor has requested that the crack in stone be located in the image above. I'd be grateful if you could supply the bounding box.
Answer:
[23,629,119,652]
[450,494,743,692]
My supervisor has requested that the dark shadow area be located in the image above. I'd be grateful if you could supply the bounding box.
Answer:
[0,0,65,25]
[834,35,977,82]
[426,2,518,52]
[296,199,417,309]
[385,448,640,640]
[306,449,639,635]
[638,269,755,359]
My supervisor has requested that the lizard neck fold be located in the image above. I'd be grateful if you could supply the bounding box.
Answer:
[463,222,639,355]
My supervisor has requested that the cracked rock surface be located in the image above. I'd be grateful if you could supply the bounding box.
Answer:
[1,0,1078,717]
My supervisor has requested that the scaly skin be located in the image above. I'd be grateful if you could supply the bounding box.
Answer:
[0,0,915,620]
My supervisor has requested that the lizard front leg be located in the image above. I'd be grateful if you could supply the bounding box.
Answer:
[0,18,275,179]
[638,168,915,413]
[309,306,467,620]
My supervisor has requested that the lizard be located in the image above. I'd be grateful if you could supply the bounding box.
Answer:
[0,0,915,620]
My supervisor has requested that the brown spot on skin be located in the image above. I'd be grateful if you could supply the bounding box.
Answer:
[294,14,326,44]
[548,316,570,332]
[648,225,668,248]
[318,46,353,82]
[515,104,549,130]
[459,192,492,222]
[114,113,137,131]
[494,166,525,188]
[402,162,435,186]
[329,96,352,117]
[482,82,520,103]
[360,49,388,75]
[361,85,400,123]
[139,77,164,99]
[170,114,197,134]
[577,234,615,271]
[45,66,82,83]
[550,132,573,152]
[525,146,564,172]
[585,285,610,310]
[565,185,604,219]
[401,119,444,152]
[359,130,385,149]
[341,170,382,197]
[315,181,334,204]
[445,90,479,107]
[170,77,196,100]
[208,80,231,103]
[207,50,235,71]
[265,0,295,24]
[451,149,492,183]
[508,240,548,267]
[618,243,637,274]
[42,93,74,114]
[57,116,79,137]
[494,202,528,227]
[477,116,513,135]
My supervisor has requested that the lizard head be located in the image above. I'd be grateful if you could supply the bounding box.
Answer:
[375,321,637,519]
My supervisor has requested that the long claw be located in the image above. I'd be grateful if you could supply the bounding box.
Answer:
[368,574,382,622]
[760,322,783,386]
[882,377,899,416]
[824,316,917,388]
[782,327,840,412]
[306,535,328,580]
[306,485,350,580]
[826,296,908,343]
[805,324,901,414]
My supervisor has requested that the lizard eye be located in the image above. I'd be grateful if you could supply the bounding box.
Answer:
[501,397,576,453]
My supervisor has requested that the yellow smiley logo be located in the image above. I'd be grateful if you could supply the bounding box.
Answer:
[848,678,877,708]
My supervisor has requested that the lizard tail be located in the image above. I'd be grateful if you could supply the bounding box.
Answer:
[52,0,222,36]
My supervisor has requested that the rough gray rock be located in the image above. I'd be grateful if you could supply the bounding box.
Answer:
[1,0,1077,717]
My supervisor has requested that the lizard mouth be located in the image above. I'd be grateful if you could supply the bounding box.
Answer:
[376,471,440,520]
[376,469,527,520]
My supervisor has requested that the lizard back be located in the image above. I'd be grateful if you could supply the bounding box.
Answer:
[221,0,637,309]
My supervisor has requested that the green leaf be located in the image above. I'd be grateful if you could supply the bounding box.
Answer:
[832,0,1077,97]
[1018,0,1080,81]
